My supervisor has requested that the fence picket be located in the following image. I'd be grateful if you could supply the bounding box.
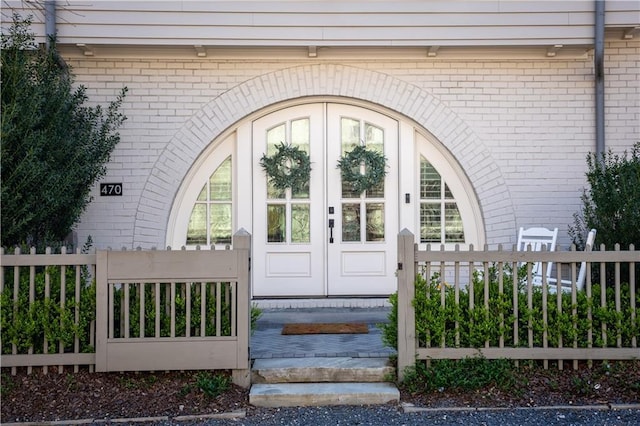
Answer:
[396,231,640,379]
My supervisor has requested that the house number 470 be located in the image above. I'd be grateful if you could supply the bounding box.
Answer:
[100,183,123,196]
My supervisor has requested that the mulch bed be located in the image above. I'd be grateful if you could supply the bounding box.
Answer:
[281,322,369,335]
[1,361,638,423]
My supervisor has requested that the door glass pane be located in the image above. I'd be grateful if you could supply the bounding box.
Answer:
[186,204,207,245]
[342,203,361,242]
[291,204,310,243]
[366,181,384,198]
[366,203,384,242]
[364,123,383,153]
[267,182,286,199]
[341,118,360,154]
[267,204,286,243]
[342,182,360,199]
[292,180,310,199]
[445,202,465,242]
[209,157,232,200]
[420,203,441,243]
[210,203,232,244]
[291,118,310,147]
[267,124,286,153]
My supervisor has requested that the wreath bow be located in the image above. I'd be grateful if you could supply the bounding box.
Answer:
[337,145,387,194]
[260,142,311,192]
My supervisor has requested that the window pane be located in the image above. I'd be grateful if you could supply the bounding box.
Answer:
[267,123,286,154]
[420,157,441,199]
[196,184,207,201]
[444,183,454,199]
[209,157,232,200]
[291,204,310,243]
[420,203,441,243]
[291,118,310,148]
[364,123,383,154]
[445,203,465,242]
[292,180,310,199]
[267,204,286,243]
[342,203,361,242]
[186,204,207,245]
[366,180,384,198]
[341,117,360,154]
[209,203,232,244]
[366,203,384,242]
[342,181,360,199]
[267,181,286,199]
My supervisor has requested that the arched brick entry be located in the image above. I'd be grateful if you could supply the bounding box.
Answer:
[133,64,514,247]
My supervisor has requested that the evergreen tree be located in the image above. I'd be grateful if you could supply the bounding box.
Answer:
[1,14,127,248]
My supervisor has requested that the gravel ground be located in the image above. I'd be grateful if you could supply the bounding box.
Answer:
[154,405,640,426]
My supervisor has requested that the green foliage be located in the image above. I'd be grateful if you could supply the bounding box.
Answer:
[110,283,262,338]
[181,372,231,398]
[402,356,517,393]
[1,14,127,247]
[0,260,96,355]
[570,142,640,251]
[1,372,16,397]
[381,266,639,351]
[569,143,640,285]
[337,145,387,195]
[260,142,312,192]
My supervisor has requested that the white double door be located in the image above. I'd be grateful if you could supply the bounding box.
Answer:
[252,103,398,297]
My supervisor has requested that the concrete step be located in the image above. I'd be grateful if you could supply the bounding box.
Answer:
[252,357,394,384]
[249,382,400,407]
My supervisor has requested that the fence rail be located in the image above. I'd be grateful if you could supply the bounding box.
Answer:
[396,229,639,381]
[0,230,252,387]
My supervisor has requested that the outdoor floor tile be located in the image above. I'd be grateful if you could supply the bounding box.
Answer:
[251,307,397,360]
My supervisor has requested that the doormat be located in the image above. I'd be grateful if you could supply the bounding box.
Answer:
[281,322,369,335]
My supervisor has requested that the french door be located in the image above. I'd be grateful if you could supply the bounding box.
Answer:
[252,103,398,297]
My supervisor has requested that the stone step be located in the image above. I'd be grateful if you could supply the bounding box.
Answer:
[249,382,400,407]
[251,357,394,384]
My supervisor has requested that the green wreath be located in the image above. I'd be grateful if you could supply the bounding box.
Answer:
[260,142,311,192]
[337,145,387,194]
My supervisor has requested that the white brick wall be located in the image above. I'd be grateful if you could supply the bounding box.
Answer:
[71,39,639,250]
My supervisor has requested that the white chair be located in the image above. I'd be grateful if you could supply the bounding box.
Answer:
[548,228,597,292]
[516,226,559,286]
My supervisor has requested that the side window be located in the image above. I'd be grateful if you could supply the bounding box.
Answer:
[419,156,464,243]
[186,156,232,246]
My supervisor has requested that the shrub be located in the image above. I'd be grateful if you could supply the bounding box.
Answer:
[569,143,640,286]
[1,14,127,248]
[570,142,640,251]
[381,268,639,351]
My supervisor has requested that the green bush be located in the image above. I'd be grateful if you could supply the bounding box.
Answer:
[1,15,127,248]
[570,142,640,286]
[570,142,640,251]
[381,268,639,351]
[402,356,517,394]
[0,263,96,355]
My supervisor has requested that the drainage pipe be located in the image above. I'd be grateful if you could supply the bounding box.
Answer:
[44,0,56,50]
[594,0,605,156]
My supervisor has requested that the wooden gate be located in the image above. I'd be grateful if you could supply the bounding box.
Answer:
[95,230,251,385]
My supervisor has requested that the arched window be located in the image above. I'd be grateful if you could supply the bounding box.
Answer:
[186,156,233,246]
[419,156,464,243]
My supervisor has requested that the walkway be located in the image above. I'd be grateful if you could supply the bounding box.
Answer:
[250,299,396,360]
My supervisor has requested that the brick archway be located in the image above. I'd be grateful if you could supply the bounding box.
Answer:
[133,64,514,247]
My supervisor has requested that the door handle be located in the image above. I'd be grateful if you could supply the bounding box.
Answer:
[328,219,335,244]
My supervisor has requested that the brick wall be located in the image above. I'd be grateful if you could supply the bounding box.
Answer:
[70,39,639,250]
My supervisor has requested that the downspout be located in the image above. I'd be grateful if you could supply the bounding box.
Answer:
[44,0,56,50]
[594,0,605,156]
